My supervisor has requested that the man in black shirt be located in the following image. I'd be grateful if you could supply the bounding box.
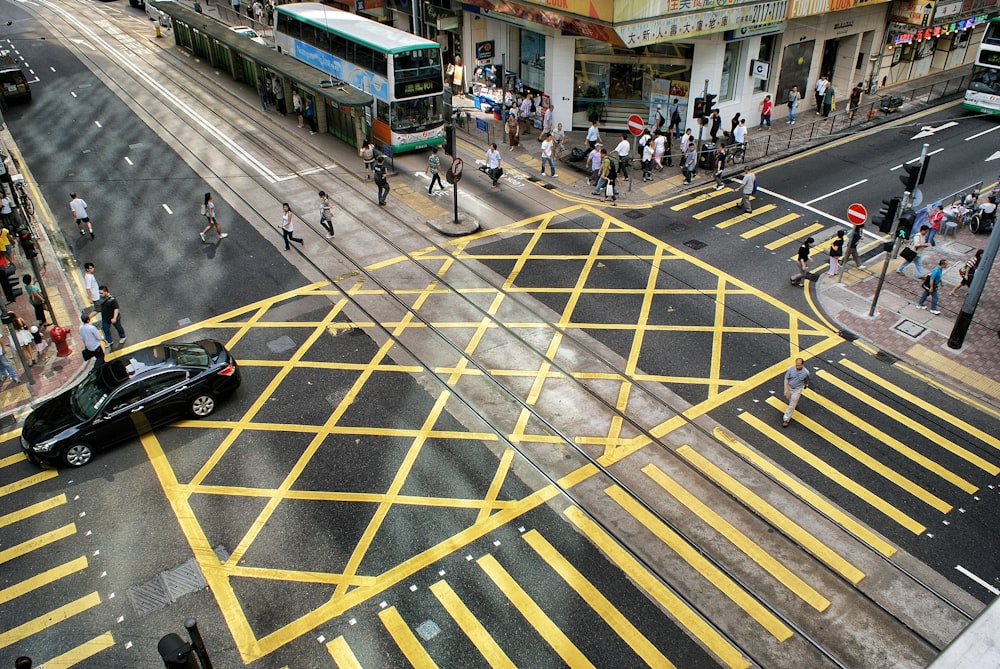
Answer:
[98,286,126,349]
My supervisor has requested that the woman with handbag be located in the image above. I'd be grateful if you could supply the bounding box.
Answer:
[949,249,983,297]
[22,274,49,327]
[827,229,845,275]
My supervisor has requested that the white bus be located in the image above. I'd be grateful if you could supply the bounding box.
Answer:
[274,3,444,153]
[964,17,1000,116]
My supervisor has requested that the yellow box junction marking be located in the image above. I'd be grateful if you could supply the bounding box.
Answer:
[739,412,925,535]
[0,556,89,606]
[0,524,76,565]
[604,485,793,641]
[642,464,830,612]
[379,606,438,667]
[41,631,115,669]
[429,580,517,669]
[0,494,67,530]
[477,553,597,668]
[326,636,363,668]
[564,506,750,669]
[763,396,952,514]
[522,529,679,665]
[0,592,101,650]
[677,446,864,584]
[0,470,58,498]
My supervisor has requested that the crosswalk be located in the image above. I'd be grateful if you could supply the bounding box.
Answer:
[0,445,115,668]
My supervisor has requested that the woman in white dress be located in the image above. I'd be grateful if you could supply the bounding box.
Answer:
[652,132,666,171]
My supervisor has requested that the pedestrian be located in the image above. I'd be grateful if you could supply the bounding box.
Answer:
[848,82,863,121]
[540,133,557,177]
[292,90,303,127]
[373,155,390,205]
[30,325,47,360]
[256,77,269,112]
[734,167,755,213]
[730,112,741,139]
[485,143,502,188]
[592,149,611,196]
[949,248,983,297]
[650,104,665,133]
[843,223,865,269]
[712,146,726,190]
[22,274,49,327]
[587,144,603,183]
[790,237,814,286]
[98,286,126,348]
[733,119,748,148]
[273,77,286,115]
[679,128,692,154]
[275,203,302,252]
[641,140,654,182]
[318,190,335,238]
[759,94,773,128]
[927,204,943,247]
[360,140,375,179]
[542,104,553,136]
[0,191,13,230]
[0,255,14,305]
[822,83,835,118]
[786,85,800,124]
[614,133,631,181]
[652,132,666,171]
[426,146,446,193]
[70,192,94,239]
[916,259,947,314]
[505,112,519,150]
[10,313,35,365]
[231,0,240,16]
[709,109,721,142]
[781,357,810,427]
[681,142,697,185]
[552,122,565,159]
[815,75,828,114]
[827,229,844,275]
[601,159,619,205]
[586,120,601,149]
[83,262,101,305]
[0,336,21,385]
[518,95,532,136]
[895,225,928,278]
[669,98,682,137]
[199,192,228,242]
[305,97,317,134]
[0,225,11,263]
[79,310,105,367]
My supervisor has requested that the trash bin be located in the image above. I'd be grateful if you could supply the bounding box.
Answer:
[699,142,716,171]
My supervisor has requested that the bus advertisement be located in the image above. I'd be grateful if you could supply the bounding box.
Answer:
[274,3,444,153]
[965,17,1000,116]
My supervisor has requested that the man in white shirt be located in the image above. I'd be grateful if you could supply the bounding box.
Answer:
[83,262,101,304]
[70,192,94,239]
[540,134,556,177]
[485,143,502,187]
[679,129,691,154]
[815,75,829,114]
[613,134,631,181]
[733,119,747,146]
[586,121,601,149]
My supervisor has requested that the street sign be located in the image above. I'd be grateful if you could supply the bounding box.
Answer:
[847,202,867,225]
[627,114,644,136]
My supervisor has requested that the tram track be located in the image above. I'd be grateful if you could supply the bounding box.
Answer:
[20,2,987,665]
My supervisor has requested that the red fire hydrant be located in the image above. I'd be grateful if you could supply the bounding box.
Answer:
[50,325,73,357]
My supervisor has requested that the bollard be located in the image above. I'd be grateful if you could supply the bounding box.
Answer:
[155,24,162,38]
[185,618,214,669]
[157,633,195,668]
[49,325,72,357]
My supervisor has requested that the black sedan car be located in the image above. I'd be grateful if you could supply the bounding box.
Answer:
[21,339,241,467]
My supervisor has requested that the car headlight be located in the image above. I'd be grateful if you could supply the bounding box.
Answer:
[33,439,59,453]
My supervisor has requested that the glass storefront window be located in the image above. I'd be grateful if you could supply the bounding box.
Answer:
[754,34,776,93]
[521,31,545,92]
[720,40,741,101]
[574,40,693,103]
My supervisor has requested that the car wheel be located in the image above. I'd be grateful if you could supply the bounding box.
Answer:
[190,393,216,417]
[63,443,93,467]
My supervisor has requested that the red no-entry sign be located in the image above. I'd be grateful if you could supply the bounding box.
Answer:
[627,114,644,136]
[847,202,867,225]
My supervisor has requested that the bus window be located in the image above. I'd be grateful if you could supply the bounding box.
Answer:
[391,96,443,132]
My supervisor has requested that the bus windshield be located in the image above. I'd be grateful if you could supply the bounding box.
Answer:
[969,63,1000,95]
[392,96,443,133]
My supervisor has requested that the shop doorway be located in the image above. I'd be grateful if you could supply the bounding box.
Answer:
[820,38,839,83]
[777,40,814,109]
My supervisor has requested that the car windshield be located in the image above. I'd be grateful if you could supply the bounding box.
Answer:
[70,370,113,420]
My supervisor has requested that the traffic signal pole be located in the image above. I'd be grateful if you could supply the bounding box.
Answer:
[869,142,929,318]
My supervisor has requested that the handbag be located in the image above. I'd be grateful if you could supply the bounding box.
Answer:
[900,247,917,262]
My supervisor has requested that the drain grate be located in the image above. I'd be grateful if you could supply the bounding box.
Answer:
[624,210,646,219]
[541,183,557,190]
[684,239,707,250]
[875,350,900,364]
[127,546,228,617]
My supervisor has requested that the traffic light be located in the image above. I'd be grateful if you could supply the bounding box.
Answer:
[878,197,901,234]
[897,207,916,240]
[17,228,37,260]
[693,97,706,124]
[899,156,930,192]
[704,93,717,116]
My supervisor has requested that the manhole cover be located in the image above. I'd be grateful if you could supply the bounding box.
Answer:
[625,210,646,219]
[684,239,707,250]
[671,223,688,232]
[894,320,926,339]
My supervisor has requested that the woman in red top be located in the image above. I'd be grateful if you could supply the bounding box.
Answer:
[759,95,773,129]
[927,204,944,247]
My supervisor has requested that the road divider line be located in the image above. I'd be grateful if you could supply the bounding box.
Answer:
[764,396,952,514]
[604,485,793,641]
[40,631,115,669]
[429,580,517,669]
[765,222,825,251]
[804,179,869,206]
[564,506,750,669]
[523,529,680,664]
[477,553,596,668]
[839,359,1000,452]
[0,591,102,650]
[713,428,896,556]
[0,556,89,606]
[740,213,801,240]
[677,445,865,584]
[326,636,363,668]
[0,524,77,565]
[806,388,982,492]
[739,412,925,535]
[378,606,438,668]
[642,463,830,612]
[0,494,67,530]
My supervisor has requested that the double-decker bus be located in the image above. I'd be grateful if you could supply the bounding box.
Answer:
[274,3,444,153]
[965,17,1000,116]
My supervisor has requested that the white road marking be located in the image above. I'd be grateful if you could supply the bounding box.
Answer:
[889,147,945,170]
[964,125,1000,141]
[94,121,102,128]
[161,203,173,215]
[955,565,1000,595]
[71,91,77,98]
[912,121,958,139]
[987,150,1000,162]
[805,179,868,206]
[124,157,132,165]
